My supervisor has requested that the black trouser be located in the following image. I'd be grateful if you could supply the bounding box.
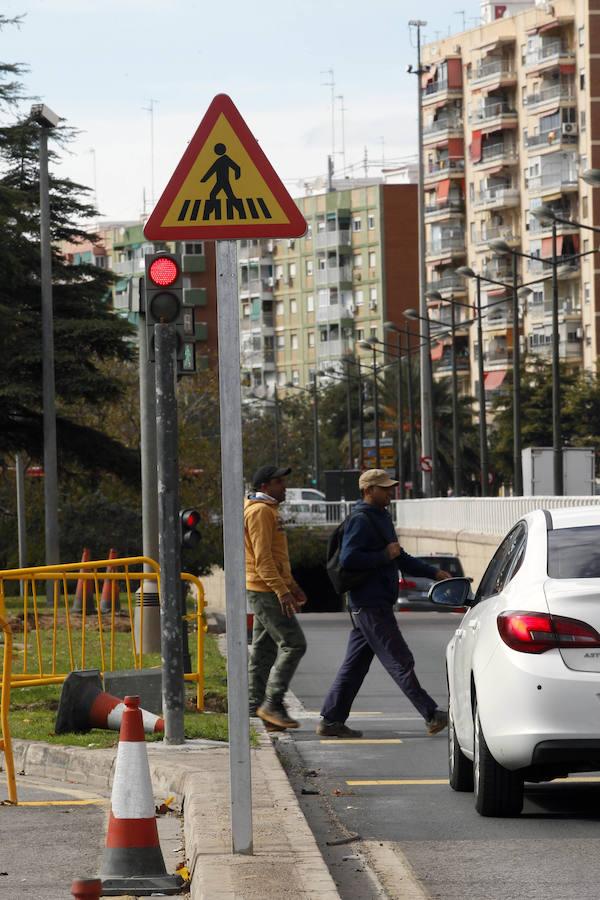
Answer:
[320,605,437,723]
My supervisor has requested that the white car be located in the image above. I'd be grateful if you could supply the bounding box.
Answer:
[430,506,600,817]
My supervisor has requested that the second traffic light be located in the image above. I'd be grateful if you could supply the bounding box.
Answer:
[180,508,201,550]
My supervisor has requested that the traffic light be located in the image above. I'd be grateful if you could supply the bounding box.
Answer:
[144,252,184,362]
[179,508,201,550]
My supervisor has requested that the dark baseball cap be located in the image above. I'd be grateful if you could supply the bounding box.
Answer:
[252,465,292,490]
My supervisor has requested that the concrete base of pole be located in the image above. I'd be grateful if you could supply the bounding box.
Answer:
[134,587,162,654]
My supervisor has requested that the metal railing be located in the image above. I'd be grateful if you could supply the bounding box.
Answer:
[478,144,518,165]
[315,266,352,285]
[426,235,466,255]
[526,42,574,67]
[473,60,515,83]
[527,130,578,148]
[315,230,351,249]
[394,497,600,536]
[425,159,465,177]
[0,556,207,711]
[526,84,576,107]
[423,117,463,137]
[424,199,465,216]
[474,186,520,208]
[472,101,517,122]
[0,613,16,803]
[426,273,466,294]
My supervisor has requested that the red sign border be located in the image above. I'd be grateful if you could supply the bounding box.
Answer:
[144,94,307,241]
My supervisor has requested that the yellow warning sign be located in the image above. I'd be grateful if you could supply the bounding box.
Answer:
[144,94,307,241]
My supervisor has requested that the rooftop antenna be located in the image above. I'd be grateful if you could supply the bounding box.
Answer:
[337,94,347,173]
[363,146,368,178]
[142,98,158,207]
[321,69,335,176]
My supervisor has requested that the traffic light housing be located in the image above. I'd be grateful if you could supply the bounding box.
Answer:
[180,508,201,550]
[144,252,206,374]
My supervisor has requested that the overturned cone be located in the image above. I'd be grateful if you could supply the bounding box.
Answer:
[55,671,164,735]
[100,695,184,897]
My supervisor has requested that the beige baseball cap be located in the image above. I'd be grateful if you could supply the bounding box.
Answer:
[358,468,399,490]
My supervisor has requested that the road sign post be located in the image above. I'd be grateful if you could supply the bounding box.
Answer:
[144,93,306,856]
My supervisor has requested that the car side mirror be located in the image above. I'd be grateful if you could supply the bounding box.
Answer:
[428,577,473,610]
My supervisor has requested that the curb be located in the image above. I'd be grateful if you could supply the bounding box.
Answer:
[11,727,340,899]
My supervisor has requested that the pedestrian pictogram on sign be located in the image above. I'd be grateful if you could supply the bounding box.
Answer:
[144,94,307,241]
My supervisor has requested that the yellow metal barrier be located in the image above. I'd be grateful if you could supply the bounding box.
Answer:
[0,557,207,711]
[0,613,17,803]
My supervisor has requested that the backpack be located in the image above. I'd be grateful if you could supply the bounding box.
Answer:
[326,510,391,595]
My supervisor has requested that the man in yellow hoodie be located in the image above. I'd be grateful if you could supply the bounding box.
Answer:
[245,464,308,730]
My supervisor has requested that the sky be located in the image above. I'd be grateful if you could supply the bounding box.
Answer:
[3,0,480,223]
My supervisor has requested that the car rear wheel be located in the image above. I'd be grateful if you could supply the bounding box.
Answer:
[473,703,523,817]
[448,702,474,792]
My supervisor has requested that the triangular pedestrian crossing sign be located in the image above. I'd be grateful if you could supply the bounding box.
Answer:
[144,94,307,241]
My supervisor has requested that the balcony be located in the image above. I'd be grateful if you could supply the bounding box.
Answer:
[473,186,520,209]
[526,255,580,278]
[472,60,516,86]
[240,278,273,297]
[423,117,463,143]
[526,84,576,109]
[424,199,465,219]
[316,305,354,324]
[238,240,273,260]
[426,273,467,295]
[527,128,578,150]
[476,143,518,167]
[481,261,512,281]
[112,259,144,276]
[424,158,465,182]
[315,265,352,286]
[525,42,575,70]
[471,101,518,126]
[315,229,351,249]
[426,235,466,258]
[474,226,520,248]
[484,349,511,364]
[484,308,514,330]
[317,339,353,359]
[527,171,578,195]
[422,79,463,106]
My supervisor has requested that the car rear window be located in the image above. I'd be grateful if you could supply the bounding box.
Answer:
[416,556,464,577]
[548,525,600,578]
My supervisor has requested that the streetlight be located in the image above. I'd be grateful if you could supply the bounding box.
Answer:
[423,292,462,496]
[408,19,434,498]
[358,340,380,468]
[30,103,61,596]
[384,324,420,497]
[401,306,439,495]
[455,266,489,496]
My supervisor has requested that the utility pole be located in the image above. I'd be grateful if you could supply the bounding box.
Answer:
[551,220,563,495]
[408,19,433,497]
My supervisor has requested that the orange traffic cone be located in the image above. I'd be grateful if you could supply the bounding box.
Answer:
[71,878,101,899]
[55,671,163,735]
[100,548,121,615]
[99,696,184,897]
[71,548,95,614]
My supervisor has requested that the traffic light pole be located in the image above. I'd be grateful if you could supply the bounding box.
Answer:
[155,322,185,745]
[216,239,253,856]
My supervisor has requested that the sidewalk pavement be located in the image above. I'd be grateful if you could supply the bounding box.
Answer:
[11,724,340,899]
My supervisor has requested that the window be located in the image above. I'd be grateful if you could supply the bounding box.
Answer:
[275,265,284,279]
[585,282,591,304]
[306,259,314,276]
[353,217,362,232]
[475,524,527,602]
[368,214,375,230]
[581,109,587,132]
[276,301,284,316]
[242,304,250,317]
[184,242,204,255]
[276,334,285,349]
[277,371,287,386]
[580,68,585,90]
[316,217,326,232]
[369,287,377,307]
[306,223,313,238]
[320,329,328,342]
[354,289,364,306]
[583,196,589,218]
[548,525,600,578]
[290,298,298,315]
[370,326,378,338]
[307,294,314,312]
[308,332,315,348]
[356,328,365,342]
[291,333,299,350]
[353,253,363,268]
[289,263,297,279]
[368,251,376,268]
[292,370,300,386]
[579,25,585,47]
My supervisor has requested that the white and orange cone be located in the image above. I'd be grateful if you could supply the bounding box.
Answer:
[71,547,95,614]
[99,696,184,897]
[100,548,121,615]
[55,671,164,735]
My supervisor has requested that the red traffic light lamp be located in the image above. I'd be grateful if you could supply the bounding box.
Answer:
[148,256,179,287]
[180,508,201,549]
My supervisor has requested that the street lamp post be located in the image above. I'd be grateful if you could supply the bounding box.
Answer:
[343,358,354,468]
[31,103,61,595]
[273,384,281,467]
[550,218,562,496]
[456,267,489,496]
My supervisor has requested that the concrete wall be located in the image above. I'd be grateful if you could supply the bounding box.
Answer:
[398,528,499,586]
[201,567,227,612]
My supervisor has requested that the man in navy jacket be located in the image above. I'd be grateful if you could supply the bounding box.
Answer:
[318,469,450,738]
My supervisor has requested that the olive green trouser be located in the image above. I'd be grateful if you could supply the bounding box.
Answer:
[247,590,307,709]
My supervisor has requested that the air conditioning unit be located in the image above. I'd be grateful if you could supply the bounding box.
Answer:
[562,122,578,136]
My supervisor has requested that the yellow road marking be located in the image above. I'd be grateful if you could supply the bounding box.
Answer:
[17,798,106,807]
[320,739,403,745]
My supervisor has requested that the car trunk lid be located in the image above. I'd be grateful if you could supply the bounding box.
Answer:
[544,578,600,672]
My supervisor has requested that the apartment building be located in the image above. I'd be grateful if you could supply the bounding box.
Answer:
[95,221,218,368]
[422,0,599,402]
[239,182,418,395]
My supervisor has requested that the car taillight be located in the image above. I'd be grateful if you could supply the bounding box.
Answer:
[497,611,600,654]
[399,578,417,589]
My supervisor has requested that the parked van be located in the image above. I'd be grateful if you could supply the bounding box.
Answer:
[284,488,326,503]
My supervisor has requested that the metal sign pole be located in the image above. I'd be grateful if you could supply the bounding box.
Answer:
[155,322,185,744]
[216,239,253,855]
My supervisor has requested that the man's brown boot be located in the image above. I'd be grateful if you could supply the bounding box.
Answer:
[257,701,300,729]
